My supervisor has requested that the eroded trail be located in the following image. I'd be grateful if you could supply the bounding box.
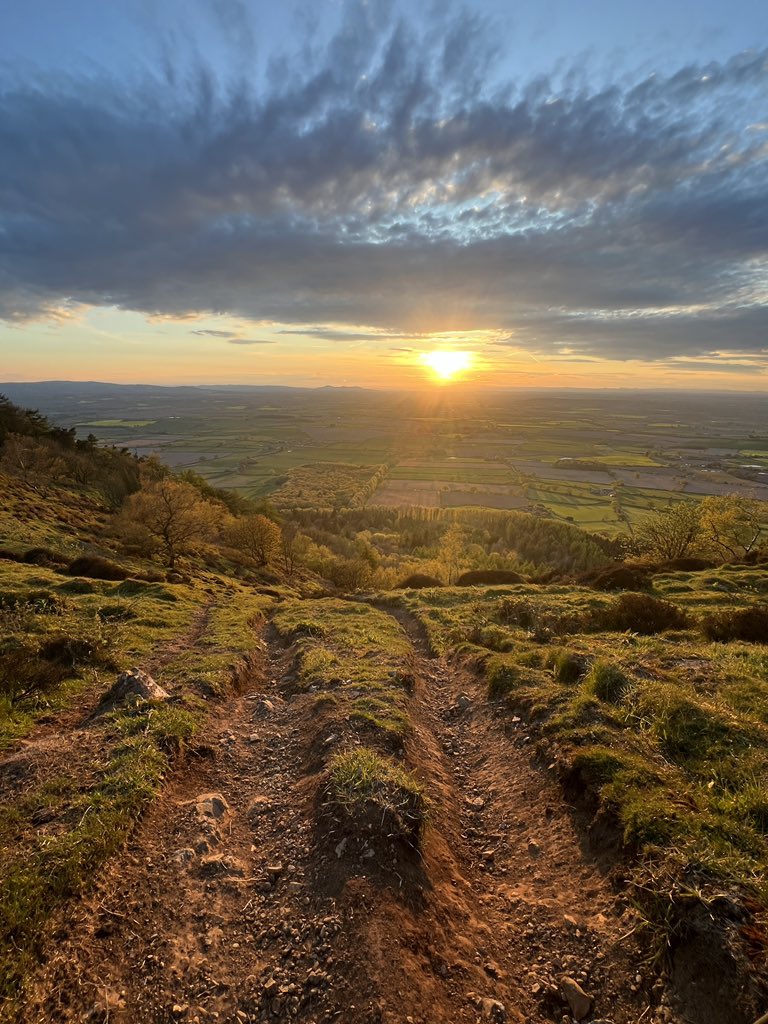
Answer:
[20,608,674,1024]
[374,607,670,1024]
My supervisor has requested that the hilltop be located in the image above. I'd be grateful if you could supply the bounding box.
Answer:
[0,394,767,1024]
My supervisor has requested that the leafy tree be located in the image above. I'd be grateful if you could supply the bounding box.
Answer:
[117,479,223,567]
[224,514,281,567]
[699,495,766,561]
[636,501,702,560]
[441,523,467,584]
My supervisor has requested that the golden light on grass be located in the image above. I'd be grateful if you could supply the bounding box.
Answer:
[420,350,474,382]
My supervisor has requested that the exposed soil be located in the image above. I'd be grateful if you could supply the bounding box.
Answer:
[18,609,686,1024]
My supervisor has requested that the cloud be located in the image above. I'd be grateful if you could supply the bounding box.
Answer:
[0,3,766,364]
[191,329,237,337]
[226,338,274,345]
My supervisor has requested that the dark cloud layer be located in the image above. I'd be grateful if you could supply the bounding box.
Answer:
[0,2,766,361]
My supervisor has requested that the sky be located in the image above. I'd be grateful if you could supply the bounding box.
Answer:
[0,0,767,390]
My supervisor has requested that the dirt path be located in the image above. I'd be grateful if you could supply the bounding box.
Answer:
[20,609,678,1024]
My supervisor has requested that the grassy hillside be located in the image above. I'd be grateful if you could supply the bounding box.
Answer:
[385,568,768,962]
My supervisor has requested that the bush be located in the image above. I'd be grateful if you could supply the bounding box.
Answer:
[700,606,768,644]
[497,598,536,628]
[395,573,444,589]
[0,590,66,615]
[38,624,117,671]
[66,555,129,581]
[456,569,524,586]
[590,565,649,591]
[21,547,68,568]
[0,641,68,701]
[96,603,137,623]
[583,660,628,703]
[590,593,690,635]
[0,549,21,562]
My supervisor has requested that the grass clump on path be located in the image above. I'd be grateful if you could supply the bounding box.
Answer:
[326,747,427,844]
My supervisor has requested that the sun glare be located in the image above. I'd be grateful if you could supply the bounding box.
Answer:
[421,350,474,382]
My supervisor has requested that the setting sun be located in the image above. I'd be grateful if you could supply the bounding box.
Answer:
[421,350,474,382]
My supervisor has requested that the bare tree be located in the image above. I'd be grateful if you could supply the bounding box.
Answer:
[635,501,702,560]
[700,496,766,561]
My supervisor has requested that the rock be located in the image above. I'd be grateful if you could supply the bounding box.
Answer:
[456,692,473,709]
[97,668,169,712]
[480,997,507,1021]
[335,837,348,858]
[246,796,272,818]
[200,854,246,877]
[172,848,195,865]
[254,698,276,718]
[465,796,485,811]
[266,863,284,879]
[195,793,229,821]
[527,839,541,857]
[559,976,593,1021]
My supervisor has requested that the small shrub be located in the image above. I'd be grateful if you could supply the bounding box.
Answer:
[0,549,21,562]
[21,548,68,568]
[395,573,444,589]
[96,603,137,623]
[590,593,690,635]
[456,569,524,586]
[56,578,95,595]
[700,606,768,644]
[497,598,536,628]
[590,565,649,592]
[38,625,117,671]
[0,590,67,615]
[583,660,628,703]
[0,641,68,701]
[66,555,129,581]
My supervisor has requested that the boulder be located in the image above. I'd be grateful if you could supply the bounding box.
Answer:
[112,668,169,702]
[559,976,593,1020]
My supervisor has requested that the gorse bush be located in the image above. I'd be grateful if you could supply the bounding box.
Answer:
[0,640,69,701]
[700,605,768,644]
[589,593,690,635]
[65,555,130,581]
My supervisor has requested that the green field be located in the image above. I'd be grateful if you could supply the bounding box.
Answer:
[8,384,768,537]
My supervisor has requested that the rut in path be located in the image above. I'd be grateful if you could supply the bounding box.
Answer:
[19,609,673,1024]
